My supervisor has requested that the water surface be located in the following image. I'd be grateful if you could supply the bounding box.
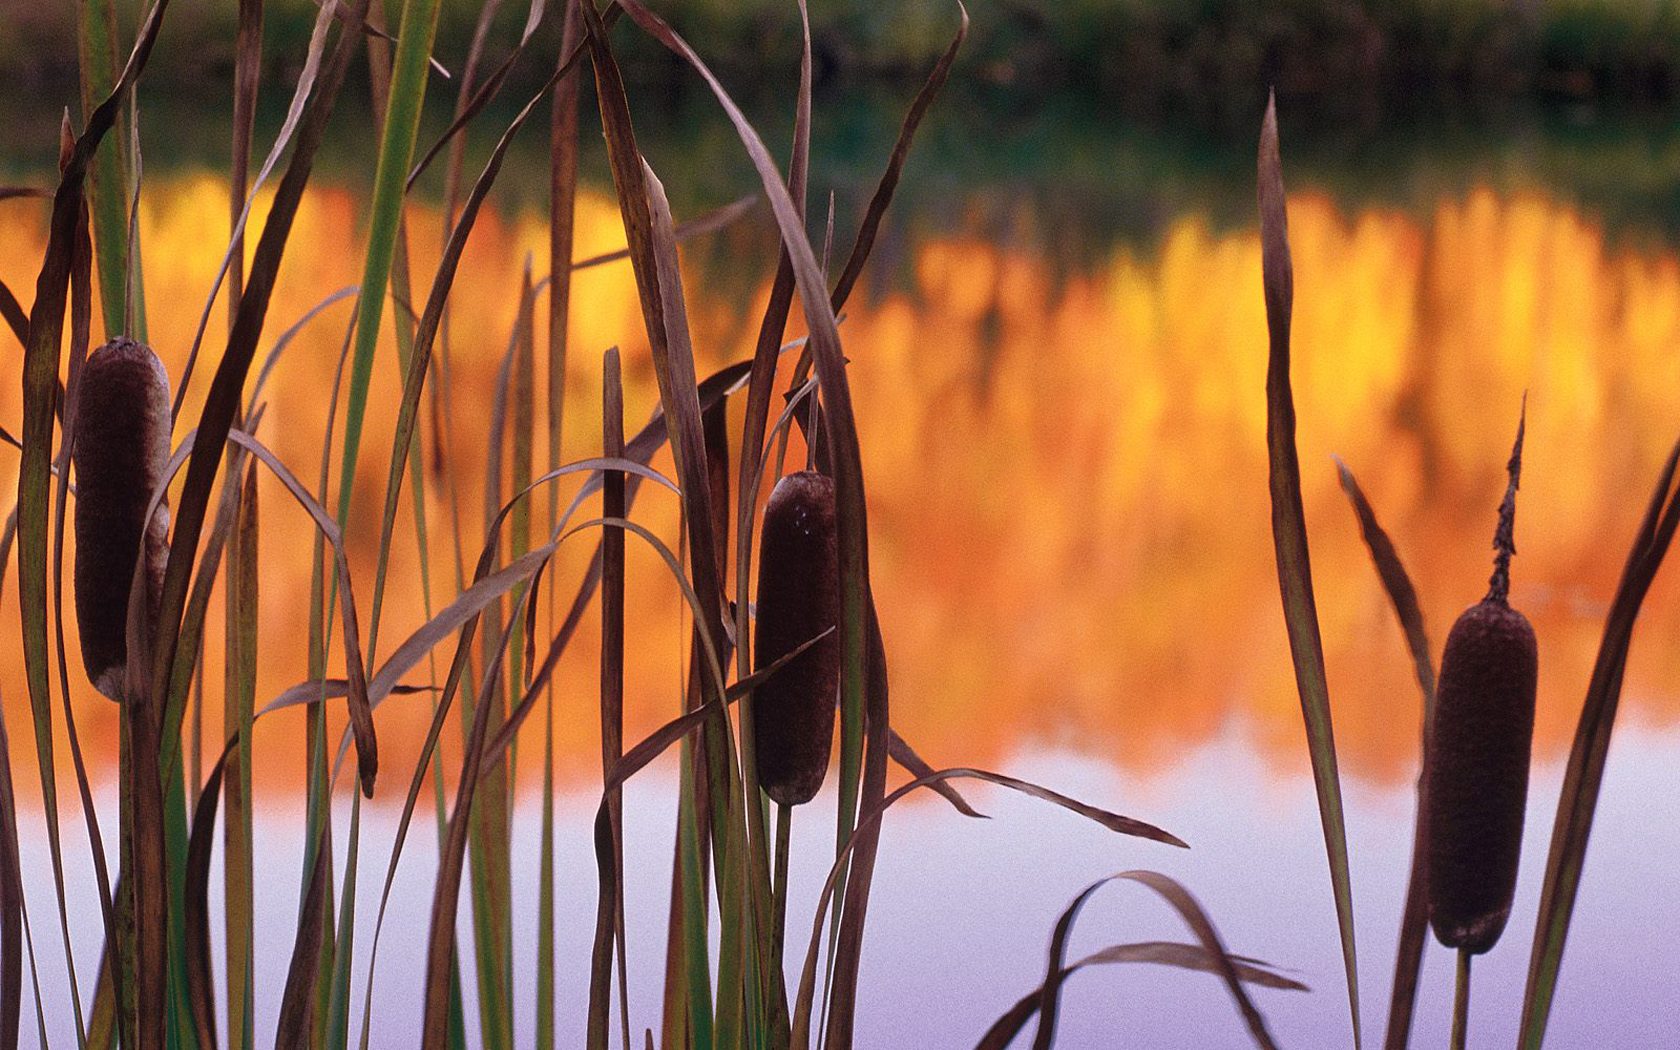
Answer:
[2,95,1679,1045]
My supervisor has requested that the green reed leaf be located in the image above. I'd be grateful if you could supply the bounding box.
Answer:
[1257,93,1361,1049]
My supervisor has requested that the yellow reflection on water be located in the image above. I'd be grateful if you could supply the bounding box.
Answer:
[2,177,1678,798]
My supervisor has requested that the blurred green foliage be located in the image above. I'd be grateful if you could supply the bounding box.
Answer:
[10,0,1680,111]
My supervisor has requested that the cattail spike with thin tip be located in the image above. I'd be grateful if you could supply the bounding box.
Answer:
[1426,402,1537,954]
[752,470,840,806]
[73,337,172,702]
[1486,393,1525,604]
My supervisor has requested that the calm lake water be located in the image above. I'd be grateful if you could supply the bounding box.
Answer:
[2,86,1680,1046]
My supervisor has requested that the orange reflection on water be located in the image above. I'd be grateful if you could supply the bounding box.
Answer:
[2,177,1678,800]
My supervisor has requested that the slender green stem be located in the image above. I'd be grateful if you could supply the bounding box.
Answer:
[772,803,792,975]
[1451,949,1472,1050]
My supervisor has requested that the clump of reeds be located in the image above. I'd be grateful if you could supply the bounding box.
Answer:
[752,470,840,806]
[1425,407,1537,957]
[72,336,172,701]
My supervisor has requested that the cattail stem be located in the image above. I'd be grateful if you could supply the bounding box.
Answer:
[1451,949,1472,1050]
[772,801,792,973]
[1486,395,1526,605]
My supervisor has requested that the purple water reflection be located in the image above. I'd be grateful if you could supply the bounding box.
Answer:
[15,714,1678,1047]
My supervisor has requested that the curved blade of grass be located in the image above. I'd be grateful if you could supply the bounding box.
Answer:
[571,196,758,273]
[1334,459,1435,1050]
[887,729,984,819]
[982,883,1296,1050]
[1518,436,1680,1048]
[406,1,618,192]
[783,766,1181,1049]
[1026,871,1277,1050]
[1257,93,1361,1049]
[980,941,1306,1048]
[224,429,374,792]
[576,19,748,1043]
[245,287,361,421]
[578,2,728,673]
[261,459,671,719]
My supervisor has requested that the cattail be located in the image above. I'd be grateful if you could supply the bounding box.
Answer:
[752,471,840,806]
[1425,407,1537,954]
[72,337,172,702]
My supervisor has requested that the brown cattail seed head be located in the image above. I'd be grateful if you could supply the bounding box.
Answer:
[1425,401,1534,954]
[73,338,172,701]
[752,471,840,806]
[1425,598,1537,953]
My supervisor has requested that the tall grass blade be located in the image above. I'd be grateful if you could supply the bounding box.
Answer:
[1334,460,1435,1050]
[276,842,332,1050]
[576,17,741,1047]
[20,5,172,1045]
[541,7,584,1047]
[184,746,230,1050]
[0,281,28,347]
[77,0,136,338]
[587,349,628,1050]
[421,585,530,1050]
[0,707,24,1050]
[49,156,98,1046]
[334,0,443,536]
[734,0,811,673]
[1518,437,1680,1048]
[223,463,258,1050]
[1257,92,1361,1048]
[228,0,262,337]
[362,12,572,782]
